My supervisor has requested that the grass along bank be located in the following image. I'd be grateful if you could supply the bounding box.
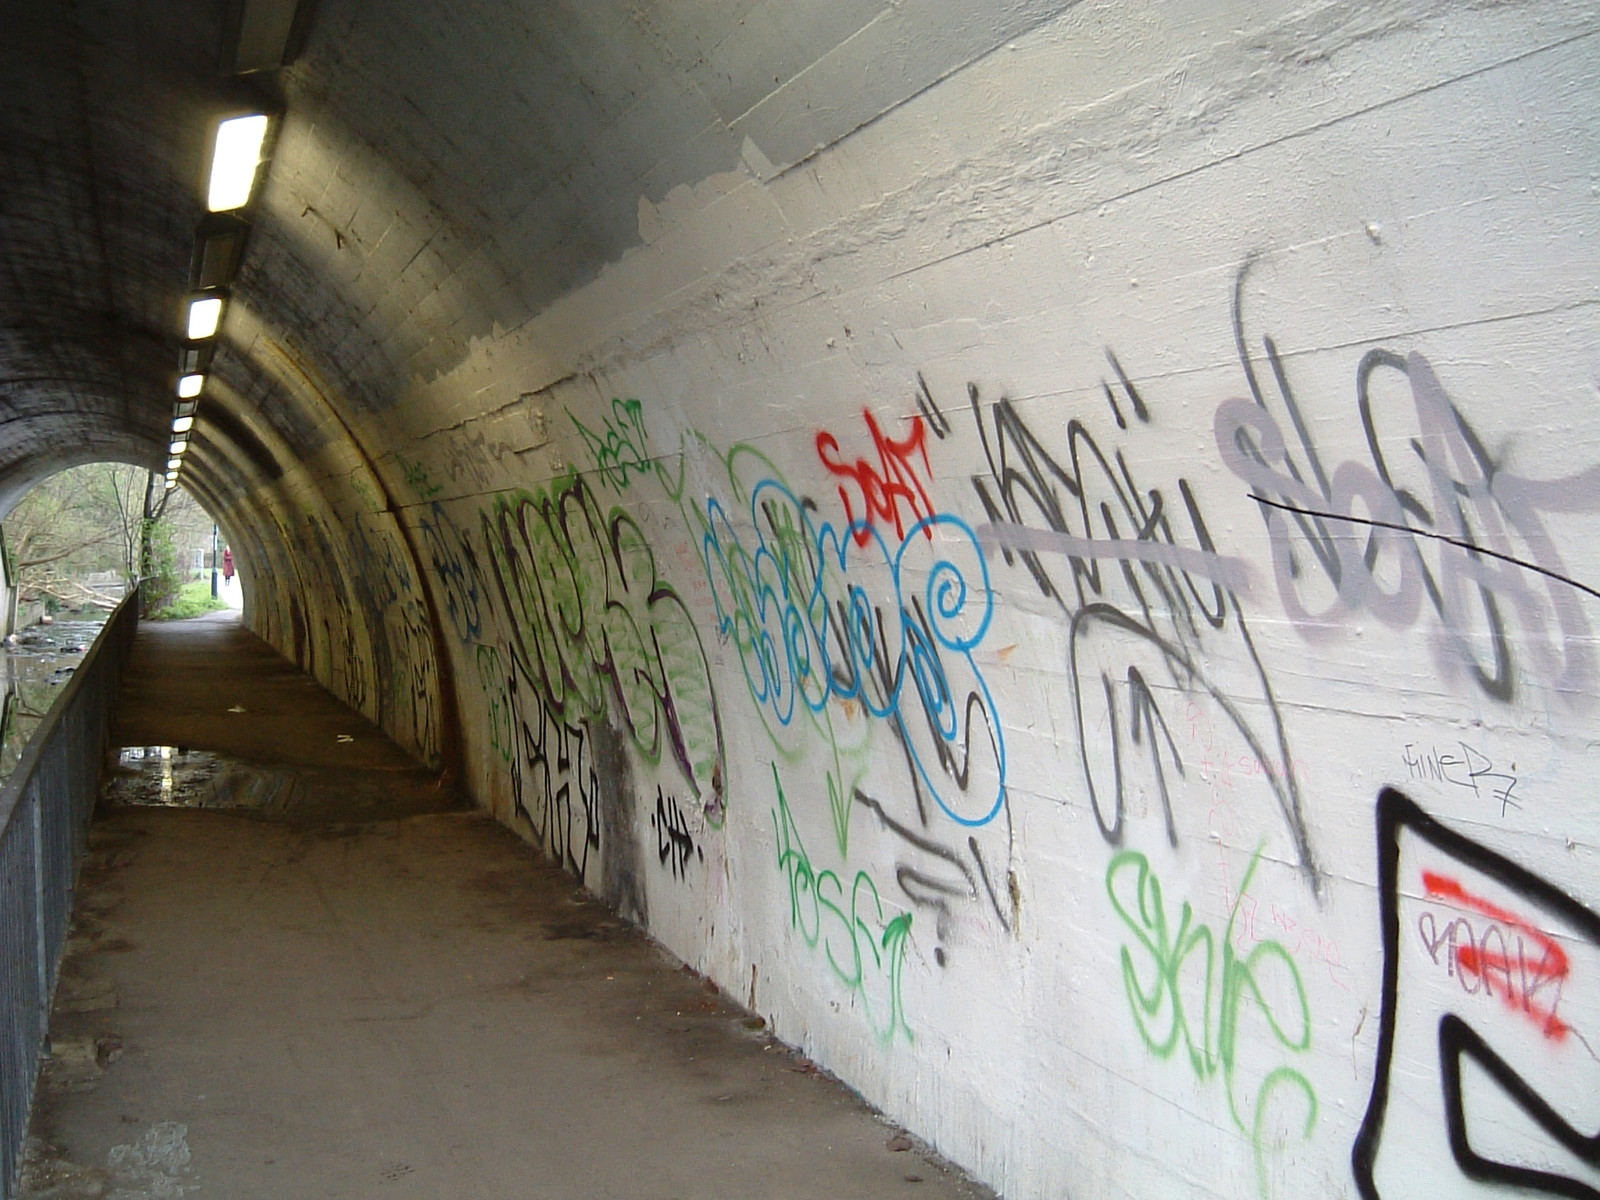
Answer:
[148,579,228,621]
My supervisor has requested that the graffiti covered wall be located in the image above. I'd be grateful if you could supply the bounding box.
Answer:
[256,2,1600,1197]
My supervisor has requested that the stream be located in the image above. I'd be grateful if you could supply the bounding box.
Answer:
[0,615,110,784]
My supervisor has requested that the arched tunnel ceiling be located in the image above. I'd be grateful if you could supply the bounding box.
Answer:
[0,1,231,513]
[0,0,1071,518]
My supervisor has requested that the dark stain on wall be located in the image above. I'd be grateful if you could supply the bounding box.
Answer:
[590,716,648,928]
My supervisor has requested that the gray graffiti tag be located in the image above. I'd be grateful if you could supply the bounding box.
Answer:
[1217,261,1600,707]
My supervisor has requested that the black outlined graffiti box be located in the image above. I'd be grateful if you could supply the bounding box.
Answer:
[1354,789,1599,1198]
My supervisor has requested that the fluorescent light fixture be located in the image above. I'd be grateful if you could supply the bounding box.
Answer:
[187,295,224,339]
[173,415,195,434]
[165,479,178,490]
[193,215,250,289]
[208,115,270,211]
[167,457,182,470]
[170,439,188,455]
[177,373,204,399]
[230,0,305,74]
[179,343,213,374]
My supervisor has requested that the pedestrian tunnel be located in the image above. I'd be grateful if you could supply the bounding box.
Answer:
[2,2,1598,1197]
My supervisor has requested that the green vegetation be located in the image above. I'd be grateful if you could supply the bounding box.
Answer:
[3,463,219,615]
[139,517,181,615]
[5,462,149,609]
[147,578,228,621]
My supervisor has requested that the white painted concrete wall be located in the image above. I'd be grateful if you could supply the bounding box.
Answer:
[247,2,1600,1196]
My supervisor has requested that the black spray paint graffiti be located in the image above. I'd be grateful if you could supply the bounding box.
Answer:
[1353,788,1599,1199]
[391,603,439,761]
[302,513,372,715]
[651,787,703,880]
[443,427,517,491]
[1400,739,1520,817]
[853,778,1015,944]
[848,567,1018,937]
[418,500,488,646]
[341,514,440,763]
[298,510,443,765]
[473,642,600,881]
[480,476,726,816]
[504,649,602,882]
[1217,258,1600,709]
[965,364,1321,896]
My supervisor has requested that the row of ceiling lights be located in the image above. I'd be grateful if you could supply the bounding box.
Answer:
[164,113,274,490]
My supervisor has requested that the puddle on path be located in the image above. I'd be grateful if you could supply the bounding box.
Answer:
[21,1120,198,1200]
[105,746,464,824]
[0,617,109,783]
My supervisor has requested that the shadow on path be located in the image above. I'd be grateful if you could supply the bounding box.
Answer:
[22,610,991,1199]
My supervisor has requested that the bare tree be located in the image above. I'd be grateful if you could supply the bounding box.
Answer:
[6,463,163,609]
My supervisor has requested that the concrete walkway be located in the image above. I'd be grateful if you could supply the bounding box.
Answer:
[23,612,987,1199]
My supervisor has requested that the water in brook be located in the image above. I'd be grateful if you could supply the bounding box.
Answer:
[0,614,110,784]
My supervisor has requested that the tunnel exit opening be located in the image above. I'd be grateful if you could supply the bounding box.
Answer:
[205,523,246,614]
[0,463,249,779]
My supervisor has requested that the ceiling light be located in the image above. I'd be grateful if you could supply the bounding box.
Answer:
[173,415,195,434]
[179,343,214,374]
[228,0,306,74]
[175,399,198,419]
[170,439,188,456]
[167,457,182,471]
[186,295,224,339]
[207,115,270,211]
[165,478,178,490]
[193,214,250,289]
[178,373,204,399]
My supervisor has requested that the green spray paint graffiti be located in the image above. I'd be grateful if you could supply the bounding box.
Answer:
[773,764,913,1045]
[1106,850,1317,1198]
[397,454,443,499]
[568,398,1015,940]
[478,474,726,816]
[570,397,654,493]
[569,406,872,842]
[474,644,515,765]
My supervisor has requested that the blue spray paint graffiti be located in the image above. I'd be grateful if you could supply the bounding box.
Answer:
[701,476,1006,832]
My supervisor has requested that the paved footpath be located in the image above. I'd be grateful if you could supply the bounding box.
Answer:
[22,612,990,1200]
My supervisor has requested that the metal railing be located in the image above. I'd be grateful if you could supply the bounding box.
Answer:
[0,591,139,1197]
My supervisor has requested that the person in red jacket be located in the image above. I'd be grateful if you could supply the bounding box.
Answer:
[222,546,234,583]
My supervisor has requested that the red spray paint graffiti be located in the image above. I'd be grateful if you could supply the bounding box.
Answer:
[1421,870,1571,1041]
[816,410,936,547]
